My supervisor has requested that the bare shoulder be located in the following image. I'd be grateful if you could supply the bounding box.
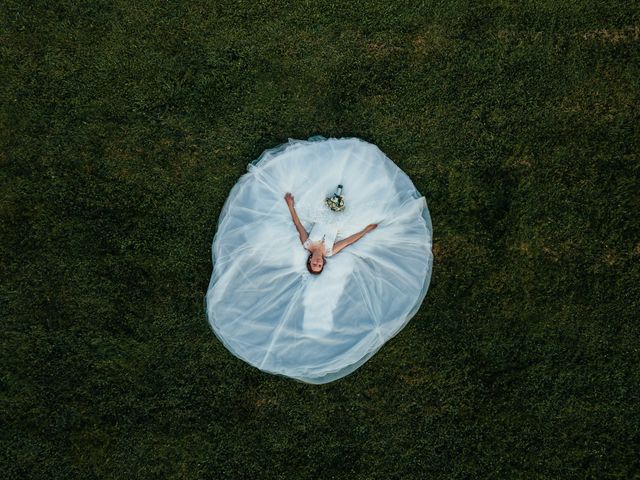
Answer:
[330,239,346,255]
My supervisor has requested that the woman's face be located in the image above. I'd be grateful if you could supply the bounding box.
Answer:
[309,255,324,272]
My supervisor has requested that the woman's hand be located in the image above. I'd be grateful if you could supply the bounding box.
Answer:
[284,192,294,208]
[364,223,378,233]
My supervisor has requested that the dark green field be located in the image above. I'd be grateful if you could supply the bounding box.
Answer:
[2,1,639,478]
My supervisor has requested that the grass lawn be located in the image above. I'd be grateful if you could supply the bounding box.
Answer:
[2,1,639,478]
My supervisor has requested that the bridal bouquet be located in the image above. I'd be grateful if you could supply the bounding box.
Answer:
[325,185,345,212]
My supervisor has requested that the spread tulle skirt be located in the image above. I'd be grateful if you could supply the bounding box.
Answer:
[204,135,433,384]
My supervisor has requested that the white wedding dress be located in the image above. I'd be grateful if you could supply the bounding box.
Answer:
[204,135,433,384]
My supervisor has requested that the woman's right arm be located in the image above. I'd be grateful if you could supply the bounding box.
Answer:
[284,193,308,244]
[332,224,377,255]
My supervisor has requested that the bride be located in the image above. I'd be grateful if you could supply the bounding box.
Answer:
[284,192,378,275]
[204,135,433,384]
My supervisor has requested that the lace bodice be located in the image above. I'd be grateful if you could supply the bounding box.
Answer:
[303,222,339,257]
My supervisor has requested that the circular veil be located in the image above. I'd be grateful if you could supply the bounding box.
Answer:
[204,136,433,384]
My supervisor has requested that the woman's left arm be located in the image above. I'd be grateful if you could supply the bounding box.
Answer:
[284,193,309,244]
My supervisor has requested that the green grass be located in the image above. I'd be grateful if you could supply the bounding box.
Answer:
[2,1,639,478]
